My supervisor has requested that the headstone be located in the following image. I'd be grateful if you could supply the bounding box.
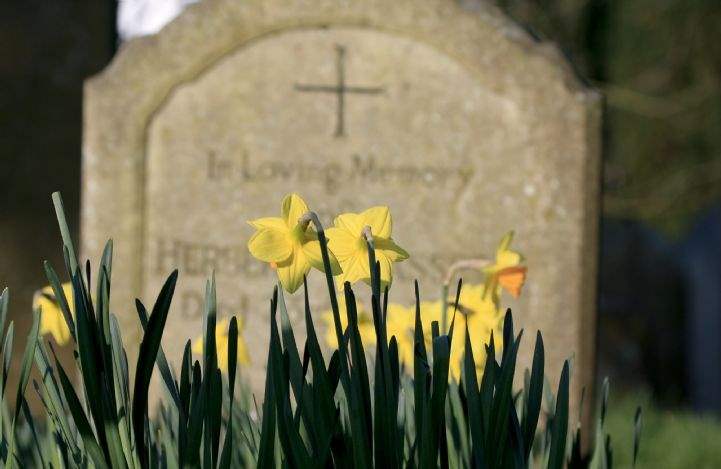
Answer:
[83,0,601,423]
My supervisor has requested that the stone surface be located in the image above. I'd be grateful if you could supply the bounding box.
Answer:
[83,0,601,424]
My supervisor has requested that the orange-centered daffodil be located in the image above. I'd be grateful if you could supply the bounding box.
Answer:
[248,193,341,293]
[483,231,527,298]
[32,283,74,345]
[326,206,408,289]
[192,317,250,372]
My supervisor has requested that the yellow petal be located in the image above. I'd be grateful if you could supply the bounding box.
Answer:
[326,227,362,260]
[248,217,287,231]
[247,229,293,263]
[281,193,309,227]
[336,252,370,288]
[39,307,71,345]
[496,249,521,268]
[191,335,204,354]
[276,247,312,294]
[302,239,342,275]
[34,283,74,345]
[375,238,409,262]
[360,206,392,238]
[334,213,364,236]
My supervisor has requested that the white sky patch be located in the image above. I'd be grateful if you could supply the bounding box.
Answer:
[117,0,199,41]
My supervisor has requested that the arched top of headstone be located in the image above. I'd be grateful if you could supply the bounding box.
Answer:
[87,0,598,131]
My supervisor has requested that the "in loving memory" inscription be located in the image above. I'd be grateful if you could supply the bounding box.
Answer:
[206,151,474,195]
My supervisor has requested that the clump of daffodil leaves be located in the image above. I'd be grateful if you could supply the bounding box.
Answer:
[14,191,633,469]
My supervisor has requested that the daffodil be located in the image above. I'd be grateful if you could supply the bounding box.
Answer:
[192,317,250,372]
[248,193,341,293]
[32,283,74,345]
[321,296,377,349]
[448,283,504,379]
[385,303,417,369]
[483,231,527,298]
[326,206,409,289]
[422,284,503,380]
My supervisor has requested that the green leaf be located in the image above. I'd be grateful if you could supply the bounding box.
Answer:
[136,298,180,409]
[219,316,240,467]
[0,288,8,336]
[633,406,642,467]
[463,323,486,469]
[522,331,544,460]
[51,192,79,275]
[132,270,177,467]
[548,360,570,469]
[53,349,109,469]
[2,321,14,397]
[7,309,40,468]
[185,361,206,466]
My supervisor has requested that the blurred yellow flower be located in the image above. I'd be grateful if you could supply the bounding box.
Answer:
[321,296,377,349]
[32,283,74,345]
[385,303,417,369]
[192,317,250,372]
[484,231,527,298]
[326,206,409,289]
[446,283,504,380]
[248,193,341,293]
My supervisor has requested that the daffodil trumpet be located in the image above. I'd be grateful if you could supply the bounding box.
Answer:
[246,193,341,294]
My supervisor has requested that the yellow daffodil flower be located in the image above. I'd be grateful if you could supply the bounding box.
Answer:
[447,283,504,379]
[32,283,74,345]
[385,303,417,369]
[326,206,409,289]
[192,317,250,372]
[483,231,527,298]
[248,193,341,293]
[321,296,377,349]
[421,284,503,380]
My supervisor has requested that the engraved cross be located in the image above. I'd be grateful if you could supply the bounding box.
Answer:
[295,45,384,137]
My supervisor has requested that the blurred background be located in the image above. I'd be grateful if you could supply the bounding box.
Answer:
[2,0,721,465]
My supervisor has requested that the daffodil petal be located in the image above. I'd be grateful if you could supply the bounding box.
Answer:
[191,336,204,355]
[375,237,409,262]
[359,206,392,238]
[336,252,369,288]
[247,229,292,263]
[334,212,364,236]
[248,217,287,231]
[281,193,309,227]
[326,227,361,260]
[39,309,71,345]
[276,248,311,293]
[302,239,342,275]
[496,249,522,268]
